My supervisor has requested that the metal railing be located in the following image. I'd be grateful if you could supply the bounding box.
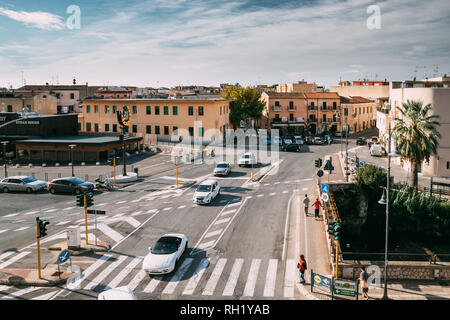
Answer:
[341,252,450,263]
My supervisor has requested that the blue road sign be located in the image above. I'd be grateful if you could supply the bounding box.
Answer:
[58,250,71,264]
[321,184,330,194]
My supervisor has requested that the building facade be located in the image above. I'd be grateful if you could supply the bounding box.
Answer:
[276,81,321,93]
[1,92,57,114]
[340,96,377,134]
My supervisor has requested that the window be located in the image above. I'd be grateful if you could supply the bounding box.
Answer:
[164,126,169,135]
[199,127,204,137]
[133,125,137,133]
[289,101,294,108]
[198,106,204,116]
[132,106,137,114]
[344,108,348,116]
[105,105,110,113]
[77,123,81,131]
[173,126,178,135]
[173,106,178,115]
[155,106,160,115]
[7,105,13,112]
[70,93,75,99]
[86,105,91,113]
[86,122,91,131]
[333,102,337,110]
[447,162,450,170]
[189,127,194,136]
[322,102,327,109]
[275,101,280,106]
[155,126,160,134]
[105,124,110,132]
[220,106,222,115]
[94,123,99,132]
[290,114,294,121]
[146,106,151,114]
[146,125,151,134]
[323,114,327,122]
[113,124,117,132]
[164,106,169,115]
[113,106,117,114]
[55,93,61,98]
[188,106,194,116]
[94,105,98,113]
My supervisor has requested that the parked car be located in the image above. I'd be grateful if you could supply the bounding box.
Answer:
[48,177,94,194]
[98,286,137,300]
[314,136,324,145]
[294,136,304,145]
[214,162,231,176]
[371,136,378,142]
[356,137,367,145]
[193,179,220,205]
[281,143,300,152]
[272,136,283,145]
[142,233,188,275]
[238,152,257,167]
[283,138,293,145]
[0,176,47,193]
[370,144,387,157]
[305,136,314,145]
[334,131,342,137]
[260,134,271,145]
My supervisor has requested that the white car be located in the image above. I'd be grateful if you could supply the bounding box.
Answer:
[214,162,231,176]
[0,176,47,193]
[238,152,257,167]
[98,286,137,300]
[142,233,188,275]
[193,179,220,204]
[370,144,387,157]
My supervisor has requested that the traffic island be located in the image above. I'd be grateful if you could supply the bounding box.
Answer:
[107,172,138,184]
[0,264,75,287]
[48,239,110,255]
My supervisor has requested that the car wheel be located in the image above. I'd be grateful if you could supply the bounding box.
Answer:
[3,187,9,193]
[26,187,33,193]
[49,188,56,194]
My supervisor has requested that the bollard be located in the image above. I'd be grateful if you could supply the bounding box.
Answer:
[28,163,33,168]
[58,173,62,178]
[32,172,35,178]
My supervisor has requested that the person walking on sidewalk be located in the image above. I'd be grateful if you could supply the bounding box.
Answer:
[303,194,310,216]
[297,254,307,284]
[312,198,323,219]
[359,266,369,299]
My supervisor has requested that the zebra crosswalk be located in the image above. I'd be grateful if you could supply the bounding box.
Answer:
[0,252,301,300]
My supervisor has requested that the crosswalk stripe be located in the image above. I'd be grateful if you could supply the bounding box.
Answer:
[182,258,210,295]
[162,258,194,294]
[128,270,148,291]
[130,211,142,217]
[56,221,72,226]
[2,286,41,299]
[283,259,295,298]
[14,227,30,232]
[84,255,128,290]
[106,257,142,289]
[143,275,163,293]
[32,290,59,300]
[63,207,75,211]
[23,211,39,215]
[97,224,124,242]
[228,201,242,208]
[4,213,20,218]
[177,205,186,209]
[202,258,227,295]
[0,285,12,291]
[223,259,244,296]
[221,209,236,216]
[0,229,9,235]
[263,259,278,297]
[0,251,15,262]
[0,251,30,269]
[214,217,231,225]
[243,259,261,297]
[70,254,112,289]
[204,229,223,239]
[197,240,215,250]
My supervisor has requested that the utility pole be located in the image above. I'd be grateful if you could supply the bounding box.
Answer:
[2,141,8,178]
[345,117,349,182]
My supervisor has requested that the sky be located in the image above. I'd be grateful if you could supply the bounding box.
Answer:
[0,0,449,89]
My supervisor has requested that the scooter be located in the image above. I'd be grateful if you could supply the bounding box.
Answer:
[95,177,114,191]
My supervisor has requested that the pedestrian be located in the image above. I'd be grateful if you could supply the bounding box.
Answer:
[303,194,310,216]
[359,266,369,299]
[297,254,307,284]
[312,198,323,219]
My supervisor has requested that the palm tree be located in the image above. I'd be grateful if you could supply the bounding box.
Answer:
[392,100,441,188]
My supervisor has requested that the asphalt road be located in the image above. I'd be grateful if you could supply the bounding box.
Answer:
[0,142,344,300]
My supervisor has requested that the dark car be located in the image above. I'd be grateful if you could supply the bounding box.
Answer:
[48,177,94,194]
[281,143,300,152]
[357,137,367,145]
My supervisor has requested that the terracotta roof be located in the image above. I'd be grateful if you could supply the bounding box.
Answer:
[340,96,375,104]
[263,92,306,99]
[303,92,340,99]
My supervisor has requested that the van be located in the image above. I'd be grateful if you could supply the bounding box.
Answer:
[370,144,387,157]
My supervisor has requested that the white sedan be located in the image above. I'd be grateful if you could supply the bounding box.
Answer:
[142,234,188,275]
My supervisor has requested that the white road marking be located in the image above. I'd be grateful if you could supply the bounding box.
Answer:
[128,269,148,291]
[84,255,128,290]
[162,258,194,294]
[2,286,41,299]
[97,224,124,242]
[284,259,296,298]
[0,229,9,235]
[0,251,15,262]
[143,275,163,293]
[23,211,39,216]
[228,201,242,207]
[32,290,59,300]
[269,193,277,196]
[214,217,231,225]
[202,258,227,295]
[282,190,289,194]
[162,207,173,211]
[204,229,223,239]
[222,258,244,296]
[56,221,72,226]
[14,226,30,232]
[263,259,278,297]
[182,258,210,295]
[116,201,127,204]
[0,251,30,269]
[243,259,261,297]
[107,257,142,289]
[257,194,264,197]
[63,207,75,211]
[4,213,20,218]
[177,205,187,209]
[197,240,216,250]
[70,254,113,289]
[45,209,58,213]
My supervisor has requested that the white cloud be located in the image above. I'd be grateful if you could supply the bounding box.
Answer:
[0,7,65,30]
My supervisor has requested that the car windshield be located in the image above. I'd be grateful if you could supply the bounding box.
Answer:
[244,155,250,158]
[217,164,228,168]
[22,177,37,183]
[151,237,179,254]
[197,185,212,192]
[70,178,85,185]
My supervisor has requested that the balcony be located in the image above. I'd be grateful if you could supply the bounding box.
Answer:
[272,105,282,111]
[287,105,296,111]
[308,118,317,123]
[308,106,316,110]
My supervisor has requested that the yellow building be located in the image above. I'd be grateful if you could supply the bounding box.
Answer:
[1,92,57,114]
[79,98,232,146]
[340,96,376,134]
[276,81,320,93]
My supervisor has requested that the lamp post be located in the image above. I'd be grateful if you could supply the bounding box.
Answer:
[378,119,402,300]
[1,141,8,178]
[68,144,76,177]
[344,117,349,182]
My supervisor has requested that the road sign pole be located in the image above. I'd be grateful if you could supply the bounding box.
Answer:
[113,157,116,186]
[176,157,178,187]
[95,209,97,246]
[335,239,339,279]
[331,276,335,300]
[84,193,89,245]
[310,269,314,293]
[36,217,41,279]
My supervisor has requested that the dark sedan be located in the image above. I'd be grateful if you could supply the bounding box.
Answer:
[48,177,94,194]
[281,143,300,152]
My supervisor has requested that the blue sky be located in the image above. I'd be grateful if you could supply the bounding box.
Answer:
[0,0,449,89]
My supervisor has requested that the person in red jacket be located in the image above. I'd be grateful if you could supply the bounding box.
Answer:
[297,254,307,284]
[312,198,323,219]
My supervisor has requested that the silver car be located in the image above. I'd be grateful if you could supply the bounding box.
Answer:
[214,162,231,176]
[0,176,48,193]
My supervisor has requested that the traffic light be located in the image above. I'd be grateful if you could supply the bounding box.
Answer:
[333,223,341,241]
[86,193,94,207]
[37,218,49,238]
[328,220,337,234]
[76,194,85,207]
[315,158,323,168]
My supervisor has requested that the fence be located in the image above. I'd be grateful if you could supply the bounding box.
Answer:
[342,252,450,263]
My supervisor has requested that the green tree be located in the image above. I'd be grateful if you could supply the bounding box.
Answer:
[220,85,265,129]
[393,100,441,188]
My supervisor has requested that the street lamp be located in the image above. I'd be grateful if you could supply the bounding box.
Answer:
[378,119,402,300]
[344,117,349,182]
[1,141,8,178]
[68,144,76,177]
